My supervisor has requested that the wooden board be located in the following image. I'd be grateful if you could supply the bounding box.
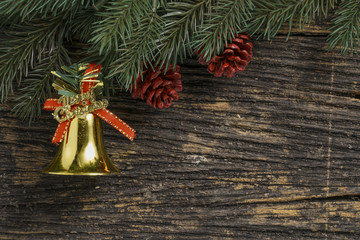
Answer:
[1,31,360,238]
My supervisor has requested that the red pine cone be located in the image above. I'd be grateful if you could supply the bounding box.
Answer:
[132,64,183,109]
[198,33,253,78]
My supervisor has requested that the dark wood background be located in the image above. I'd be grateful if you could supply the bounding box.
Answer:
[1,22,360,239]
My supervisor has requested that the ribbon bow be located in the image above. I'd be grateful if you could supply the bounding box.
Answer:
[43,63,135,144]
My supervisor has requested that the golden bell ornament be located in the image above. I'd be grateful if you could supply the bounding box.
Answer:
[43,63,135,176]
[44,113,119,175]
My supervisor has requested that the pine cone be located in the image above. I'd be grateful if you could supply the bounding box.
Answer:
[132,65,183,109]
[198,33,253,78]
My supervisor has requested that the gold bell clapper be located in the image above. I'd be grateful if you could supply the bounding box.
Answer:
[43,63,136,175]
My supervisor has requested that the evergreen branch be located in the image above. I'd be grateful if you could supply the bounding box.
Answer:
[92,0,109,11]
[0,16,69,103]
[1,0,359,125]
[0,0,94,25]
[155,0,211,69]
[327,0,360,54]
[71,9,101,43]
[246,0,336,40]
[192,0,253,61]
[89,0,153,55]
[12,46,71,123]
[108,6,164,90]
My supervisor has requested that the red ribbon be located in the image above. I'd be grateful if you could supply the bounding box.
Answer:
[43,63,135,144]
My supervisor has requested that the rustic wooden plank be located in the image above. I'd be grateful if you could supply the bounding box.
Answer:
[1,34,360,239]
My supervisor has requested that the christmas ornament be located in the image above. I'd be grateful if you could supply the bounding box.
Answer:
[132,64,183,109]
[43,63,135,175]
[198,33,253,78]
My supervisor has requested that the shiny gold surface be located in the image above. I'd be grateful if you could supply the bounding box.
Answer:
[44,114,119,175]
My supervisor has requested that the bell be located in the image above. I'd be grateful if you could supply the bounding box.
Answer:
[44,113,120,175]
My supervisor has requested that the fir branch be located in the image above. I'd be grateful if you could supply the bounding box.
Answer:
[89,0,153,55]
[0,16,69,103]
[327,0,360,54]
[192,0,253,61]
[0,0,94,25]
[12,46,71,123]
[155,0,211,69]
[108,6,164,89]
[246,0,336,40]
[71,9,101,43]
[92,0,109,11]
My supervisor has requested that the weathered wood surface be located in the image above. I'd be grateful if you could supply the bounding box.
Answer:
[2,26,360,239]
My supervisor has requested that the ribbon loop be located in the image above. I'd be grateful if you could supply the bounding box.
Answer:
[44,63,135,144]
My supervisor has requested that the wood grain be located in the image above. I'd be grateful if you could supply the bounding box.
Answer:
[1,32,360,238]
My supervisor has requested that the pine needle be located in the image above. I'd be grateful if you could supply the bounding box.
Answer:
[89,0,153,55]
[0,16,69,102]
[109,7,164,90]
[12,46,71,123]
[155,0,211,69]
[1,0,359,123]
[245,0,336,40]
[0,0,95,25]
[327,0,360,54]
[192,0,253,62]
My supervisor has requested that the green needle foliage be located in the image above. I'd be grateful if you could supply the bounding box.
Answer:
[109,4,164,89]
[0,16,70,102]
[0,0,95,25]
[89,0,152,55]
[245,0,336,40]
[192,0,253,61]
[0,0,359,122]
[328,0,360,54]
[155,0,210,68]
[70,9,101,43]
[12,46,71,123]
